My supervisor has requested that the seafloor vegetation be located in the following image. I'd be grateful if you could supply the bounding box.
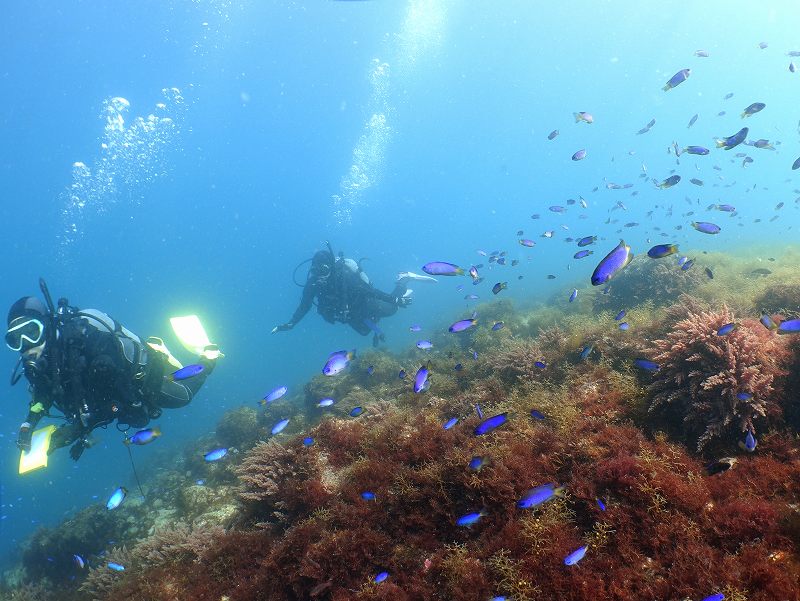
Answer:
[3,247,800,601]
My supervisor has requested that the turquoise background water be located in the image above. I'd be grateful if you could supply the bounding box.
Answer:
[1,0,799,570]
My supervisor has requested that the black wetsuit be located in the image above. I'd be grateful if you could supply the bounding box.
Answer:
[20,308,214,457]
[289,260,406,336]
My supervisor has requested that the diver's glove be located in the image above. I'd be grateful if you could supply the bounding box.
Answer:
[17,422,32,452]
[271,323,294,333]
[201,344,223,361]
[70,438,88,461]
[198,344,222,375]
[395,296,412,307]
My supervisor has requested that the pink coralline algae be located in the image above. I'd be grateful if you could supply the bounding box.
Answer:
[647,305,791,451]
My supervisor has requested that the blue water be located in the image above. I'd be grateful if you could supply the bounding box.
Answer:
[1,0,799,572]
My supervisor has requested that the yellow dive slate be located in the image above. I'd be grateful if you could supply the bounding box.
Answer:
[169,315,211,356]
[19,425,57,474]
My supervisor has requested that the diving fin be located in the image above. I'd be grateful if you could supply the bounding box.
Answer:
[396,271,438,284]
[146,337,184,370]
[170,315,211,355]
[19,425,57,475]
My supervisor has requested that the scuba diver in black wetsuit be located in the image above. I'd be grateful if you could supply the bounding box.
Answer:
[272,244,433,346]
[7,279,219,461]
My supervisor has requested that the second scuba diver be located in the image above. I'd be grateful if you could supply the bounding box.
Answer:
[272,244,435,346]
[7,280,220,461]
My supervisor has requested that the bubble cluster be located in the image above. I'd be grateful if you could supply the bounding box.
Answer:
[61,88,186,247]
[332,0,448,225]
[332,60,391,225]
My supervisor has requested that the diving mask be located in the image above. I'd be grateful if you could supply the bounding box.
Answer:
[5,318,45,352]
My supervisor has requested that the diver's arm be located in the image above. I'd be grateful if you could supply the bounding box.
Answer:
[155,354,216,409]
[17,389,51,451]
[274,283,316,332]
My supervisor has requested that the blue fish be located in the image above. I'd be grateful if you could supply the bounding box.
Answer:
[204,447,228,462]
[106,487,127,511]
[492,282,508,295]
[474,413,508,436]
[634,358,660,372]
[302,437,314,446]
[414,366,430,393]
[454,363,463,371]
[491,321,504,331]
[739,431,757,452]
[778,318,800,334]
[417,340,433,350]
[422,261,463,276]
[270,418,290,436]
[374,571,389,584]
[517,483,564,509]
[701,593,725,601]
[579,345,593,360]
[468,456,487,471]
[263,385,288,403]
[323,350,355,376]
[317,398,335,407]
[591,240,633,286]
[681,259,695,271]
[73,554,85,569]
[409,324,422,332]
[663,68,691,91]
[534,361,546,369]
[596,498,606,511]
[172,364,204,381]
[475,404,483,419]
[367,365,374,375]
[456,511,485,527]
[125,427,161,446]
[530,409,546,420]
[647,244,678,258]
[449,318,478,333]
[717,323,736,336]
[683,145,710,155]
[574,249,594,259]
[618,322,630,331]
[107,562,125,572]
[760,314,778,330]
[569,289,578,303]
[361,491,376,501]
[443,417,459,430]
[564,545,587,566]
[350,406,364,417]
[577,235,597,247]
[691,221,721,235]
[195,479,206,486]
[736,392,753,401]
[398,369,406,379]
[716,127,748,150]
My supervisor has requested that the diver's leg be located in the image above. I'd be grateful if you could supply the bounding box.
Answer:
[350,319,372,336]
[153,357,215,409]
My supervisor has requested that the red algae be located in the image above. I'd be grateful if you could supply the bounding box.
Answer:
[11,300,800,601]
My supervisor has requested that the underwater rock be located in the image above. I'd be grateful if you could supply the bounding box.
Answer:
[215,406,263,450]
[593,258,706,312]
[753,282,800,316]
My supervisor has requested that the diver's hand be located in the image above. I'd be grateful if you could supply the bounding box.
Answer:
[17,422,32,452]
[271,323,293,333]
[395,296,412,307]
[69,439,87,461]
[201,344,223,361]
